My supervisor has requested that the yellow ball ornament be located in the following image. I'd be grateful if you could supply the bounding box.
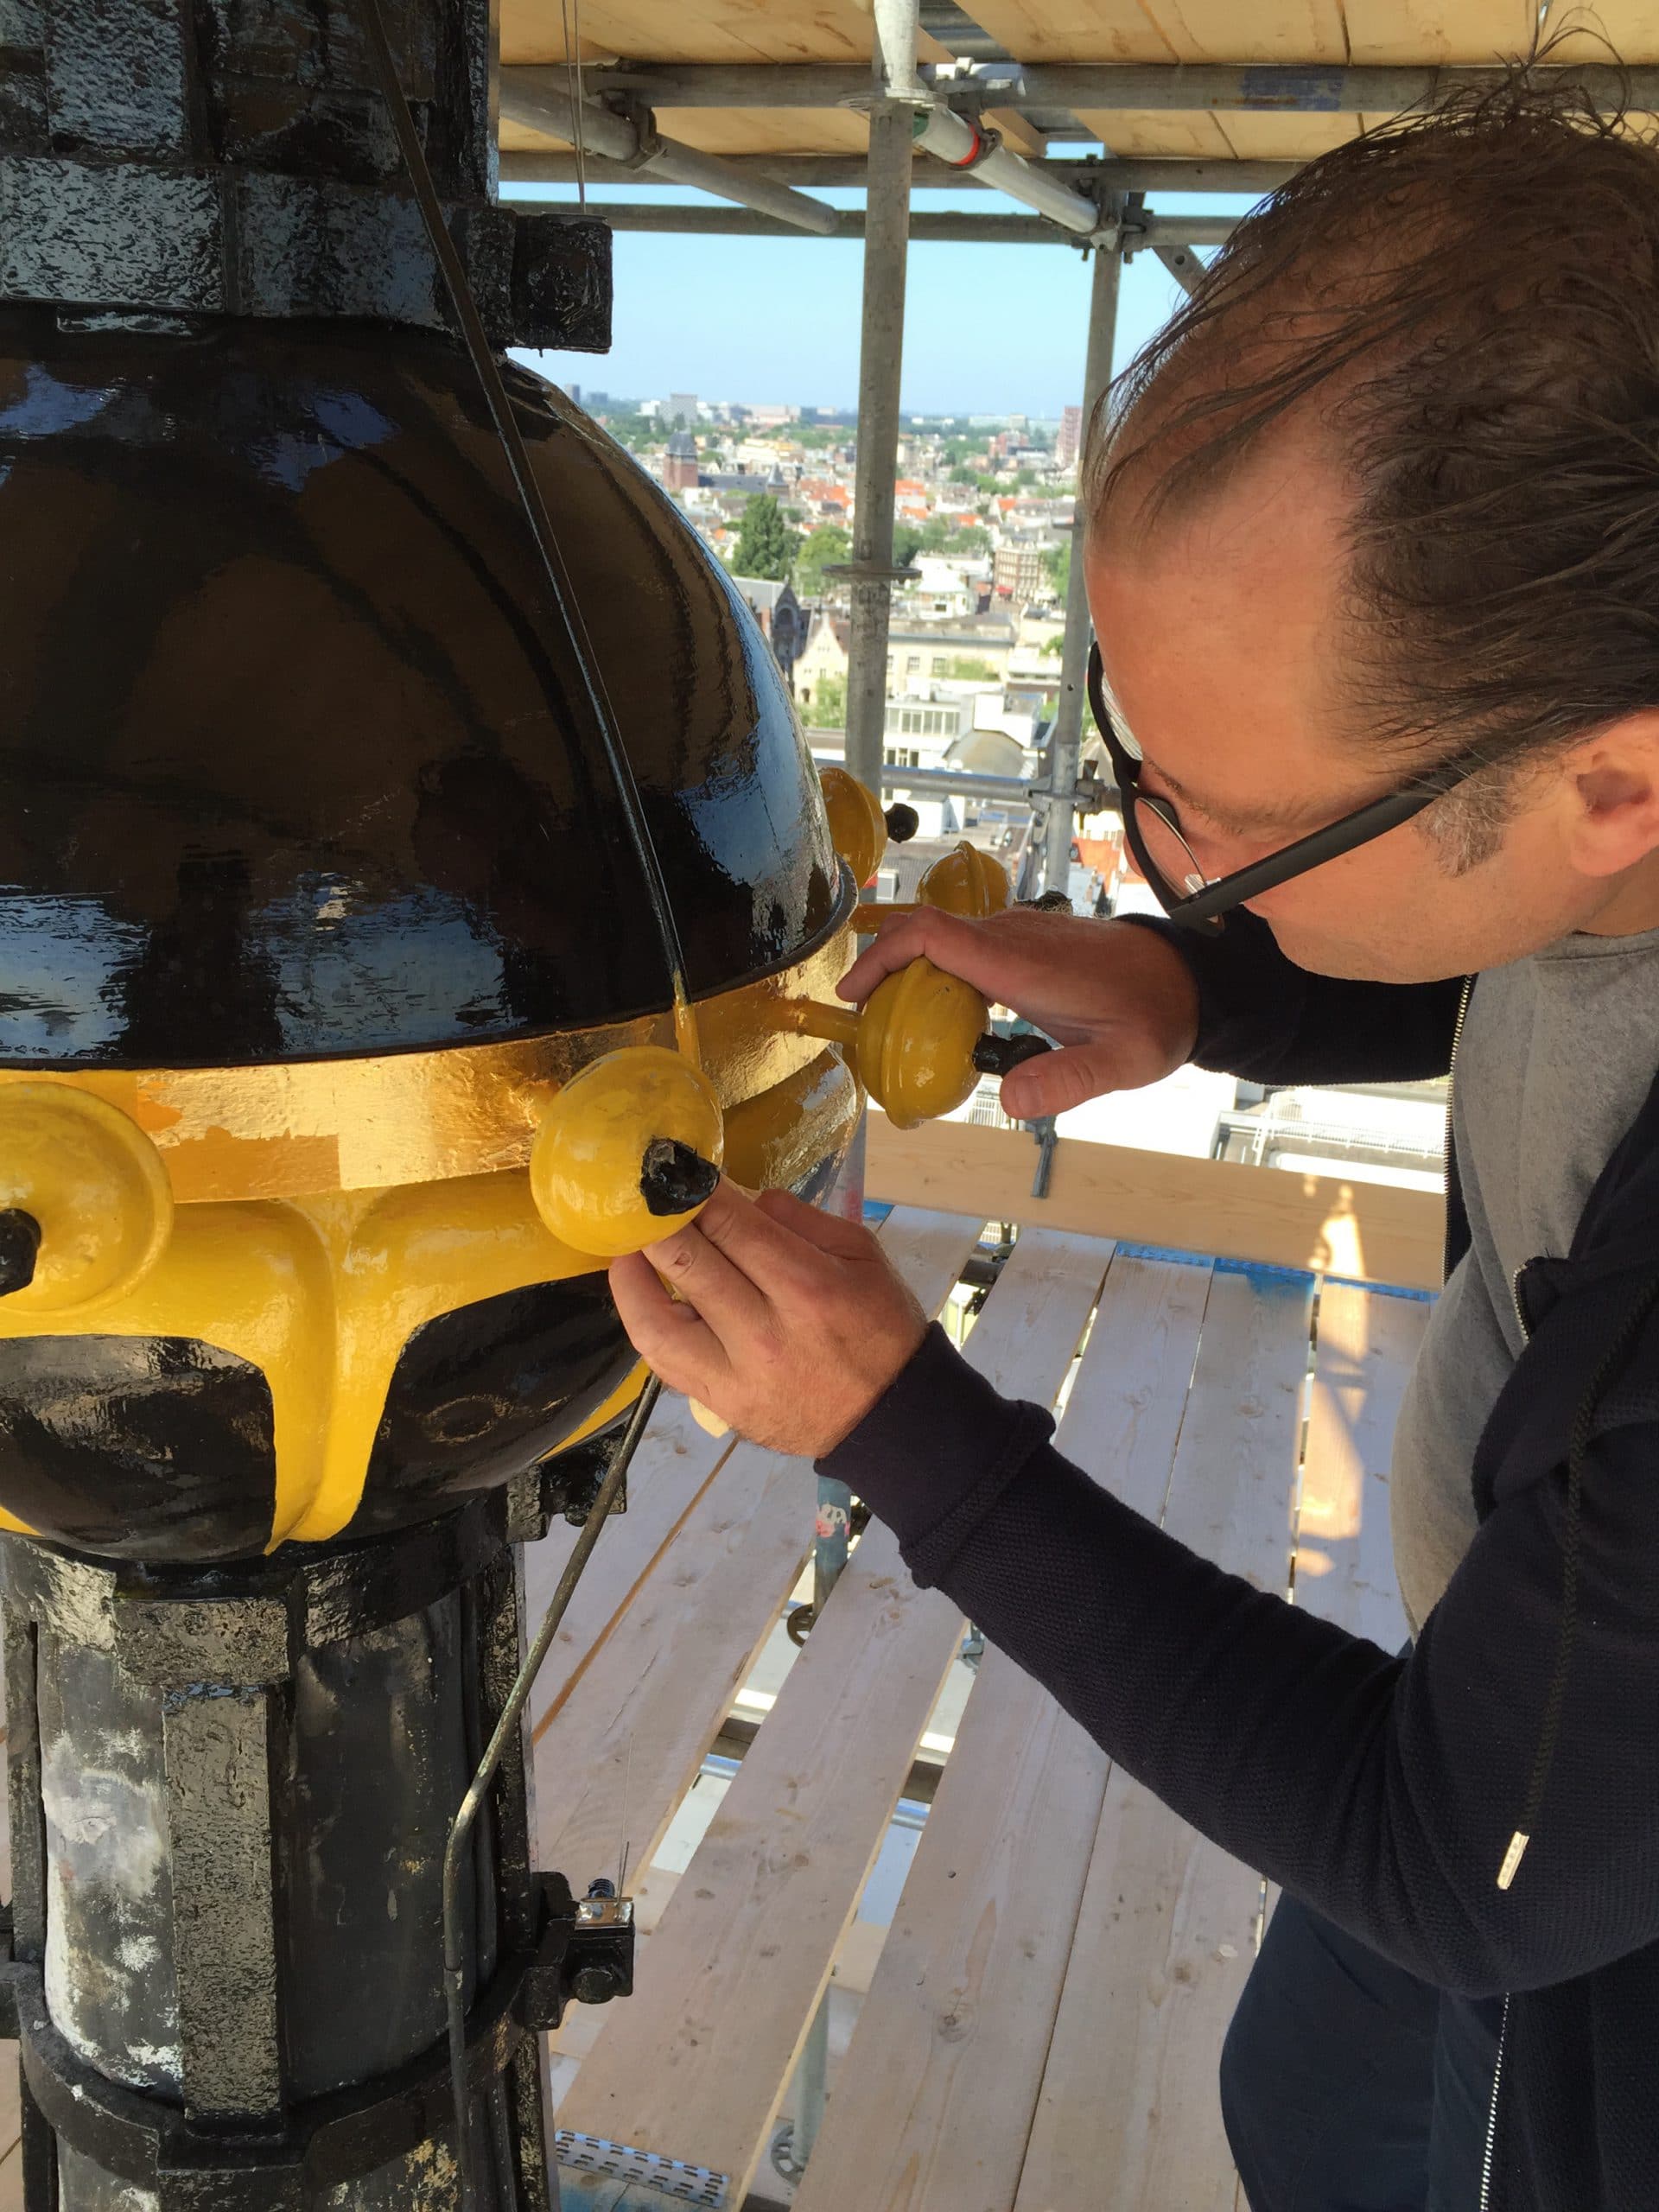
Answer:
[0,1084,174,1313]
[917,840,1012,918]
[818,765,888,889]
[856,959,989,1131]
[530,1047,725,1258]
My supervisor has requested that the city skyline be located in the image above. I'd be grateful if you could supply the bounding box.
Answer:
[513,185,1251,416]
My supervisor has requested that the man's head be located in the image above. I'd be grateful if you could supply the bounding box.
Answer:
[1085,78,1659,980]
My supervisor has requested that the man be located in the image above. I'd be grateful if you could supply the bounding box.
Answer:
[611,83,1659,2211]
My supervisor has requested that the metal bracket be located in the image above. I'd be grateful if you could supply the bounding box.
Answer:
[522,1872,637,2029]
[607,94,669,170]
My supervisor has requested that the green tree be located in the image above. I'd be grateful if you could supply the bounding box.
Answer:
[808,673,847,728]
[795,523,851,598]
[730,493,798,582]
[1015,467,1039,488]
[893,524,925,570]
[1043,540,1071,601]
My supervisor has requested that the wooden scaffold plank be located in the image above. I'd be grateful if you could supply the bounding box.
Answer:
[554,1226,1113,2209]
[533,1208,985,1926]
[1014,1261,1315,2212]
[792,1248,1211,2212]
[524,1395,741,1730]
[1295,1278,1428,1649]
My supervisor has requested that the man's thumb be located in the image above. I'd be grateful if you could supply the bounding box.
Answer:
[998,1040,1139,1120]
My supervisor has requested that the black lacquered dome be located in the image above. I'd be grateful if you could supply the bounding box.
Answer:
[0,308,842,1068]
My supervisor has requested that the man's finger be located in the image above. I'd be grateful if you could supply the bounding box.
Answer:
[608,1253,733,1394]
[836,909,975,1004]
[634,1213,771,1340]
[668,1179,836,1299]
[753,1185,875,1261]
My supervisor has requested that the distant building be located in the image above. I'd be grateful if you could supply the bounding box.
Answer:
[795,611,1018,710]
[993,544,1048,603]
[663,429,700,492]
[1057,404,1083,472]
[668,391,699,428]
[701,458,790,499]
[731,576,806,691]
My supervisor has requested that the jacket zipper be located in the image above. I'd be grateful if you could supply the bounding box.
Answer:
[1479,1995,1510,2212]
[1510,1265,1530,1346]
[1443,976,1472,1185]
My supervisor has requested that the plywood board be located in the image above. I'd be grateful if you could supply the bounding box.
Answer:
[793,1250,1211,2212]
[502,0,875,68]
[1295,1280,1427,1649]
[867,1114,1444,1292]
[1014,1262,1313,2212]
[1344,0,1537,64]
[1550,6,1659,62]
[1080,107,1238,156]
[1213,108,1367,157]
[973,0,1350,62]
[555,1227,1110,2206]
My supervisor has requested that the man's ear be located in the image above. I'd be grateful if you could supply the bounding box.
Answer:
[1562,713,1659,880]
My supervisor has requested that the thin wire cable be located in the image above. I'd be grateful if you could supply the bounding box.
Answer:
[353,0,692,1030]
[442,1377,662,2208]
[561,0,588,208]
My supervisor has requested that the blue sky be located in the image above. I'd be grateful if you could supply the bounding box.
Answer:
[514,186,1256,419]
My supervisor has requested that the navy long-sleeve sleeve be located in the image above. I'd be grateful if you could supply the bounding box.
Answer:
[1122,909,1465,1087]
[822,1321,1659,2001]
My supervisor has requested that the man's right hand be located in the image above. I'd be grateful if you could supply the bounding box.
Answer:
[836,907,1202,1121]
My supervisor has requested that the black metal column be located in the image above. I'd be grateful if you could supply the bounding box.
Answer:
[0,1496,627,2210]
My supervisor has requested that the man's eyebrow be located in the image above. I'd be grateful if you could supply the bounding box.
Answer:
[1149,760,1315,835]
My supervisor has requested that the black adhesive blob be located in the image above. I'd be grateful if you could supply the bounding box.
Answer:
[0,1210,41,1296]
[640,1140,721,1217]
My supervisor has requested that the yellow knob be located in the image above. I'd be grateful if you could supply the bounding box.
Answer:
[531,1047,725,1258]
[857,959,989,1131]
[0,1084,174,1313]
[819,766,888,889]
[917,841,1012,919]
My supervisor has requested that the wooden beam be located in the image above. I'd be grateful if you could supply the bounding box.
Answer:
[867,1115,1443,1292]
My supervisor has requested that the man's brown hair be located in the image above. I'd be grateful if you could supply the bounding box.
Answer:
[1086,72,1659,849]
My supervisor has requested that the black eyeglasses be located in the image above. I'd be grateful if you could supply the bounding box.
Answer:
[1086,640,1492,934]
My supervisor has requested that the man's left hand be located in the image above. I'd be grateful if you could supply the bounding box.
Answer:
[607,1182,927,1458]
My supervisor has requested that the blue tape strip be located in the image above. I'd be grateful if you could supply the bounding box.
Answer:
[1113,1239,1435,1302]
[1239,65,1345,111]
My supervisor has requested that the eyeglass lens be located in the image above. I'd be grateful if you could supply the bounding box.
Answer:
[1134,796,1208,899]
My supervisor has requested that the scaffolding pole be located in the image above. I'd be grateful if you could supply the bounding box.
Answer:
[839,0,926,802]
[1044,227,1126,895]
